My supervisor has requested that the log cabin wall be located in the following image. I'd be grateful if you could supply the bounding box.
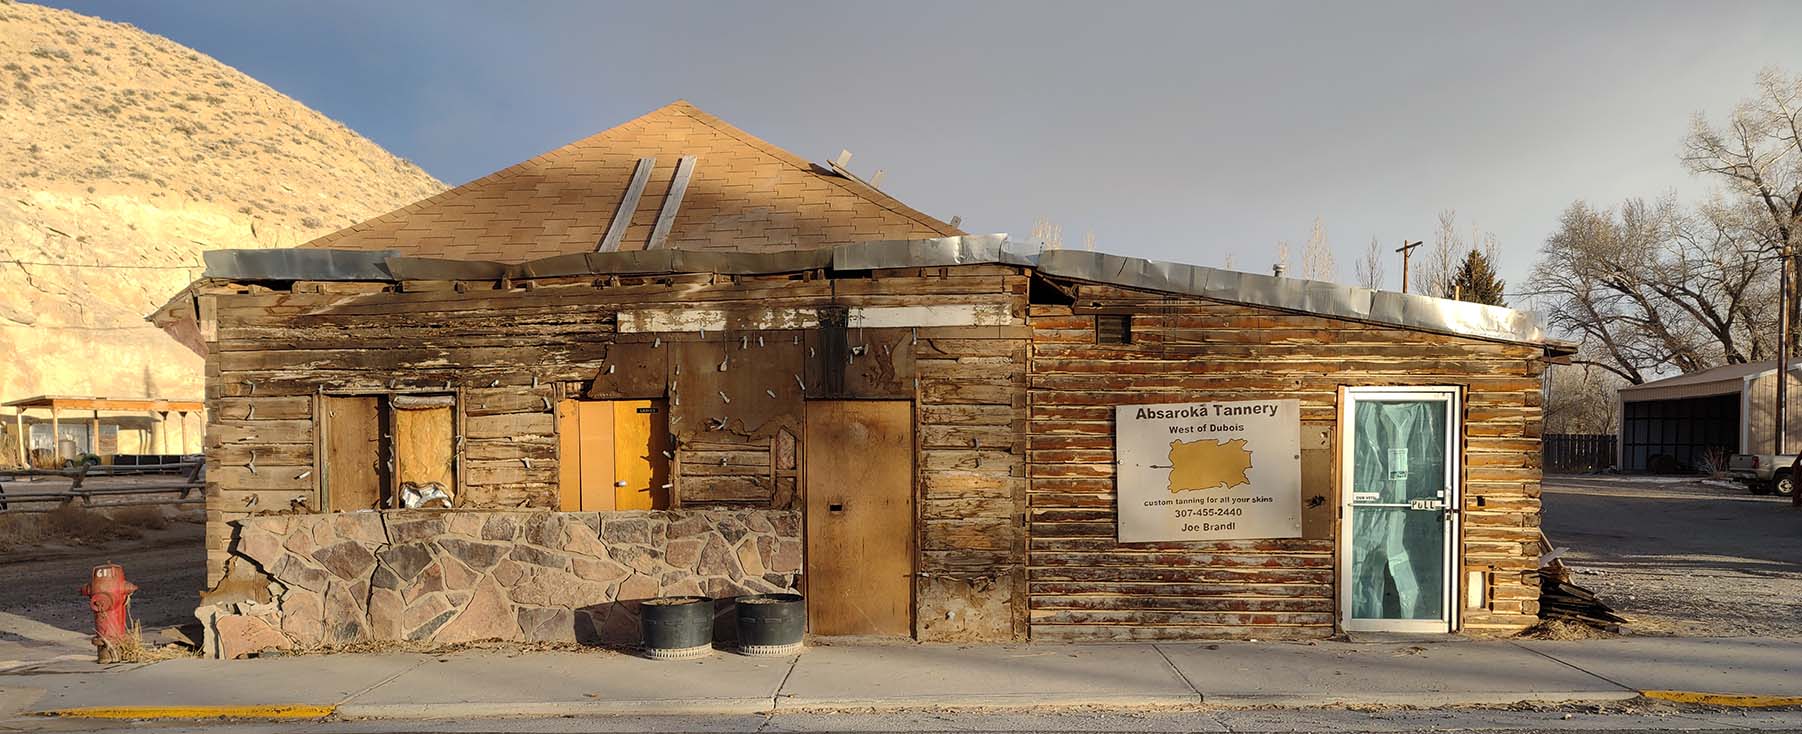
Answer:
[1026,282,1547,641]
[200,265,1030,642]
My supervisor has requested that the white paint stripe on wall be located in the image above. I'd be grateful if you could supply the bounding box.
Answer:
[618,303,1013,333]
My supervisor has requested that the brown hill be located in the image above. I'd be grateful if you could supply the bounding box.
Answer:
[0,1,444,403]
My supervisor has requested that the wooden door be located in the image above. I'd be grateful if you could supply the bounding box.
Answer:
[557,399,667,511]
[804,400,914,636]
[612,400,669,510]
[323,396,382,511]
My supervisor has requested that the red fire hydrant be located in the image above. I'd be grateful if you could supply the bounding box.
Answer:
[80,563,138,663]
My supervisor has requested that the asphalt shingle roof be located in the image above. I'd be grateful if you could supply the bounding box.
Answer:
[301,101,961,261]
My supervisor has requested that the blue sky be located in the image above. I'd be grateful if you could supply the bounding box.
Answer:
[44,0,1802,291]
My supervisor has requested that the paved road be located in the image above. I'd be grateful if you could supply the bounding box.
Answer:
[14,708,1802,733]
[1541,476,1802,636]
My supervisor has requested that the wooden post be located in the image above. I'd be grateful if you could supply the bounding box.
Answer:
[13,409,24,468]
[91,409,101,457]
[1395,240,1422,294]
[50,405,60,465]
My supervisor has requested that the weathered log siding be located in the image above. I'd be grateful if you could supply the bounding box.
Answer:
[201,267,1029,642]
[1026,285,1546,640]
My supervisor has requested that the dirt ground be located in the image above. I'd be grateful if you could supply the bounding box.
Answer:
[0,493,206,641]
[1541,475,1802,637]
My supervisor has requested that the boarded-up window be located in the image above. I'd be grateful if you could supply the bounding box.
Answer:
[322,394,456,511]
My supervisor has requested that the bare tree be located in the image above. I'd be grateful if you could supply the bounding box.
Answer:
[1682,67,1802,352]
[1030,218,1065,250]
[1416,210,1463,298]
[1300,218,1337,281]
[1355,237,1386,289]
[1526,199,1775,383]
[1543,363,1624,434]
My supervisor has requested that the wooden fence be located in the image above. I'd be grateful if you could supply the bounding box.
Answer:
[0,462,206,512]
[1543,434,1616,474]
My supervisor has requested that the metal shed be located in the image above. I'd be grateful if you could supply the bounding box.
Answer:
[1617,360,1802,472]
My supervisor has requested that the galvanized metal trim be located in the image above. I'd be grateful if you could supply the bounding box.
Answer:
[202,249,397,281]
[200,234,1565,347]
[832,234,1038,270]
[1036,249,1556,347]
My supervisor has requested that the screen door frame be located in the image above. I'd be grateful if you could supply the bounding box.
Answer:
[1337,386,1462,633]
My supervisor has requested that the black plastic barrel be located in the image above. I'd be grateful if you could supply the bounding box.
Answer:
[734,593,805,656]
[640,596,713,660]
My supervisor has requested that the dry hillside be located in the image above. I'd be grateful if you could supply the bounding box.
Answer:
[0,1,443,403]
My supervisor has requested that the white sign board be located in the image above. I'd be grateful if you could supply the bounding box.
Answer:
[1115,400,1302,543]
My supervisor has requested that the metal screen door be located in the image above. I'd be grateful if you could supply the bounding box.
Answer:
[1339,387,1460,633]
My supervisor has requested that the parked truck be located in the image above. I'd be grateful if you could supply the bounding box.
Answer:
[1726,453,1797,496]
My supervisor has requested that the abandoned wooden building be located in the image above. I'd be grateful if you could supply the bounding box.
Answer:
[153,101,1572,653]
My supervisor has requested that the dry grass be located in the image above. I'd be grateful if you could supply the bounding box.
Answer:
[1518,619,1620,640]
[0,504,178,552]
[111,620,197,663]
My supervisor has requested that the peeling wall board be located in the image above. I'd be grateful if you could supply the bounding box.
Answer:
[847,304,1014,328]
[668,340,803,440]
[585,341,670,399]
[619,307,820,333]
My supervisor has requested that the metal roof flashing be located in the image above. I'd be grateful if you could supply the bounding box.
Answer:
[197,235,1566,350]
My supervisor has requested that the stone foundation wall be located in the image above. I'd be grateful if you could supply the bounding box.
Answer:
[198,509,801,658]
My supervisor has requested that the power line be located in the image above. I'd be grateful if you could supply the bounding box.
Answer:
[0,258,200,271]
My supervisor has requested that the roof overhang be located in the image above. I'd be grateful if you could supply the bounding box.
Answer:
[4,395,205,412]
[163,234,1574,355]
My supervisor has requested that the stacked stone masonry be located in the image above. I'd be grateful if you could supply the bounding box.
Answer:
[202,509,799,657]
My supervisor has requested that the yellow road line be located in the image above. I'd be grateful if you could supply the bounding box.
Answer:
[36,704,336,720]
[1643,690,1802,708]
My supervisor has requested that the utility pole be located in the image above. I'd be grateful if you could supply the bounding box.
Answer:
[1395,240,1422,293]
[1778,246,1792,457]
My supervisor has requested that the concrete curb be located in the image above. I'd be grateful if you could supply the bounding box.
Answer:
[1642,690,1802,708]
[34,704,336,720]
[772,693,1204,711]
[1201,691,1642,708]
[332,698,775,720]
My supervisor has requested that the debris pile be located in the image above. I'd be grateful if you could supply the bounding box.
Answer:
[1537,533,1627,632]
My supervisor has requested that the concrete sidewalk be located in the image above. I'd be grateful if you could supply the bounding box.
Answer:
[3,637,1799,722]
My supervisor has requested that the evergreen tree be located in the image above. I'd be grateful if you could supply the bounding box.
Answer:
[1447,249,1506,306]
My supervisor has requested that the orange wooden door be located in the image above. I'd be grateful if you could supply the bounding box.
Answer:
[804,400,914,636]
[612,400,669,510]
[558,399,667,511]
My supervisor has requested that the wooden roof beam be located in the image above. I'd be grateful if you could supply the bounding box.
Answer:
[596,157,656,253]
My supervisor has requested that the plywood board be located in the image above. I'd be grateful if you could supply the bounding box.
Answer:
[585,341,669,399]
[805,400,914,636]
[670,339,803,438]
[556,398,581,511]
[393,401,455,493]
[323,395,382,511]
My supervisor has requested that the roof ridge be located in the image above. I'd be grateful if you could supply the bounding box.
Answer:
[668,102,963,237]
